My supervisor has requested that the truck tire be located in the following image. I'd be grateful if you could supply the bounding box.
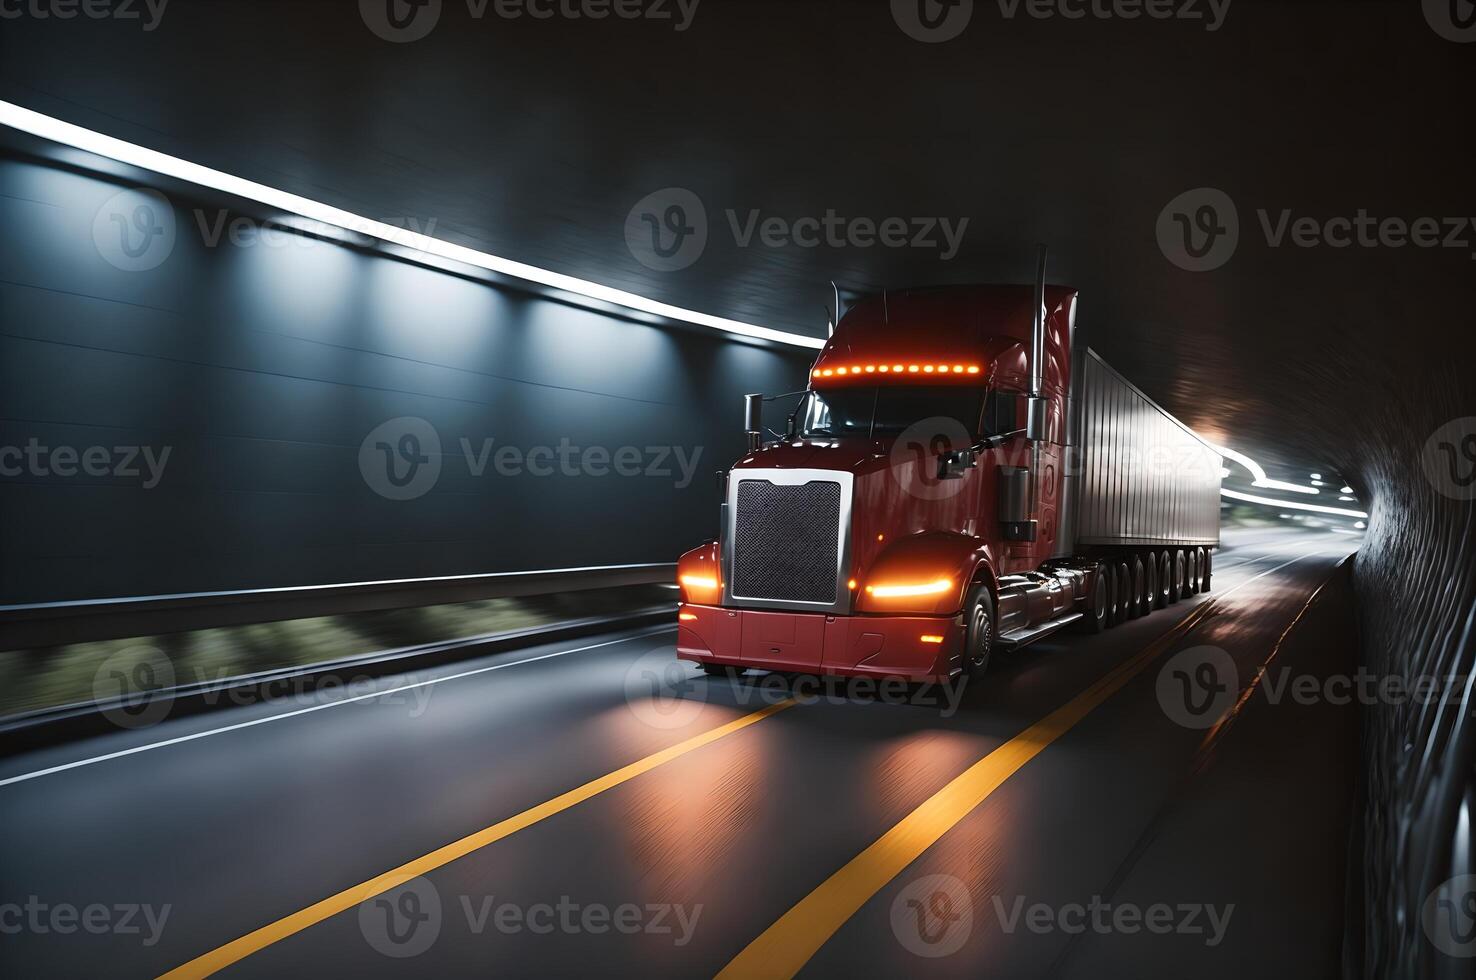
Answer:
[1200,549,1213,593]
[1188,549,1201,594]
[1103,564,1120,626]
[1130,556,1146,617]
[1144,552,1159,614]
[1116,562,1132,622]
[1168,550,1184,603]
[1084,565,1109,632]
[963,584,996,678]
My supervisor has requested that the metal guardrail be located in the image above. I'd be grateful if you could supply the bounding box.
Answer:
[0,563,677,649]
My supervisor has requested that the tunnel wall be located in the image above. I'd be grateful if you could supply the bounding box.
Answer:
[0,155,810,603]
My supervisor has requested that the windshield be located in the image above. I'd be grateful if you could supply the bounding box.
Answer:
[798,386,1006,440]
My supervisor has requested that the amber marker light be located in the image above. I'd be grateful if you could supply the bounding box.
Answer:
[920,634,945,644]
[865,578,953,598]
[847,578,858,590]
[679,612,698,621]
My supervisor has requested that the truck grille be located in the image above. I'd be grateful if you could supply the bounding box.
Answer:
[731,479,843,603]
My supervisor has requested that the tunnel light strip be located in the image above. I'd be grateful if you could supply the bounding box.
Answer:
[1211,444,1320,495]
[0,101,825,351]
[1220,487,1368,519]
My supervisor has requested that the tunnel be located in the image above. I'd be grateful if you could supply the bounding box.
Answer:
[0,1,1472,976]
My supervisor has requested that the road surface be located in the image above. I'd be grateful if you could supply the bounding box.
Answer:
[0,525,1360,978]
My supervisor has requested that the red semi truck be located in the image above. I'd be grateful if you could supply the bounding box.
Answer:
[676,253,1221,682]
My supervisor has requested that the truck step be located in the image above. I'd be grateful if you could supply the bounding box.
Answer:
[996,612,1085,650]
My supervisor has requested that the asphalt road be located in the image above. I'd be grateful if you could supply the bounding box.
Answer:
[0,525,1361,978]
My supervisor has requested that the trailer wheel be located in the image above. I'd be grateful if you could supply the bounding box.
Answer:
[1144,553,1159,614]
[1168,550,1184,603]
[1189,549,1202,594]
[1154,552,1170,608]
[1200,549,1213,593]
[1116,562,1132,623]
[1130,556,1146,617]
[963,584,996,678]
[1084,565,1109,632]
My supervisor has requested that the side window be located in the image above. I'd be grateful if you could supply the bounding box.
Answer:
[982,390,1019,436]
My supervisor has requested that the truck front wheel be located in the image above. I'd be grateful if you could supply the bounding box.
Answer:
[963,585,996,678]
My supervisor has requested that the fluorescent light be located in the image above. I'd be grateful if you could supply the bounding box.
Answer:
[1310,472,1322,480]
[1221,487,1368,518]
[1340,486,1354,494]
[1212,444,1319,495]
[0,100,826,351]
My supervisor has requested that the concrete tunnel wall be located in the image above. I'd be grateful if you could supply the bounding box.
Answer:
[0,155,811,604]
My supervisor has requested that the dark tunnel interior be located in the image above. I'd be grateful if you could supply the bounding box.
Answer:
[0,0,1473,975]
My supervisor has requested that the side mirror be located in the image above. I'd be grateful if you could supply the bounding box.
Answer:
[937,449,977,480]
[743,393,763,451]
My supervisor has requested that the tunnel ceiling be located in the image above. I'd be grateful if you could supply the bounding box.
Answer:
[1,0,1468,486]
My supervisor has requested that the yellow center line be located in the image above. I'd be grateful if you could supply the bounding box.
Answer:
[159,697,797,980]
[718,549,1324,979]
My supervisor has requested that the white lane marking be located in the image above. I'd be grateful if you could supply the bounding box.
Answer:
[0,627,675,789]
